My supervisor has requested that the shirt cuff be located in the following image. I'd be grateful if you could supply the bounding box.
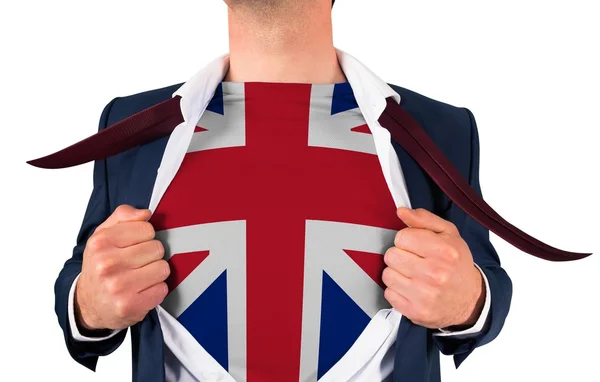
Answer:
[68,273,122,342]
[433,263,491,338]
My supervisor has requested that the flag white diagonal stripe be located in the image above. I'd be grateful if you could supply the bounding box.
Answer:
[157,219,247,380]
[299,219,395,382]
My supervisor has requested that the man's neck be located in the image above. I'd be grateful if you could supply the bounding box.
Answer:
[224,0,346,84]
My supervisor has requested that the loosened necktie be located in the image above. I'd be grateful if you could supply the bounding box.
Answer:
[26,95,592,262]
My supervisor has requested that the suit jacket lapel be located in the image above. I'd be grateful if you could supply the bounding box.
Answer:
[390,130,435,382]
[123,136,171,209]
[123,136,171,382]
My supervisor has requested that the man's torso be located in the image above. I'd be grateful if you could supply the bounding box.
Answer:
[150,81,404,381]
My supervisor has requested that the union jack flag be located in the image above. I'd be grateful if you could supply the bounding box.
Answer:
[150,81,405,382]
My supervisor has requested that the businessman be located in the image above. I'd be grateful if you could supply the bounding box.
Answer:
[41,0,566,381]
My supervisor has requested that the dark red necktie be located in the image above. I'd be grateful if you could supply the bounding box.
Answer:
[26,95,591,262]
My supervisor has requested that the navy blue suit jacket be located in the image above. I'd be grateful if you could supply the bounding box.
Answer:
[54,82,513,382]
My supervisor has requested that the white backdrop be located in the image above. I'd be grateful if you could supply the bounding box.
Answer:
[1,0,599,381]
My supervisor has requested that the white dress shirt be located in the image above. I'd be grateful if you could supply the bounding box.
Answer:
[68,47,491,382]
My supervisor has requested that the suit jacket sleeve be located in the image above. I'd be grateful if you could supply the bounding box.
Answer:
[53,97,128,371]
[432,108,513,368]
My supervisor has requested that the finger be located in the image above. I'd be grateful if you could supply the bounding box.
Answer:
[394,227,450,259]
[133,282,169,316]
[118,240,165,269]
[381,267,415,298]
[97,204,151,231]
[102,221,156,248]
[384,287,410,315]
[129,259,171,292]
[396,207,458,235]
[383,246,424,278]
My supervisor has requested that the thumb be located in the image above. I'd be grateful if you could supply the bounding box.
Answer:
[396,207,453,234]
[396,207,419,228]
[97,204,151,230]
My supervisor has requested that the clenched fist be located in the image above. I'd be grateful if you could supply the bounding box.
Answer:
[382,207,485,330]
[74,204,170,331]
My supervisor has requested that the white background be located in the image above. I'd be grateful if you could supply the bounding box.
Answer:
[1,0,599,381]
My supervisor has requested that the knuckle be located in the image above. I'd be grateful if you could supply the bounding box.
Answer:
[113,298,131,319]
[394,229,407,248]
[383,247,396,266]
[141,221,156,239]
[94,258,115,277]
[415,208,428,217]
[381,267,394,287]
[115,204,128,212]
[424,285,441,304]
[104,277,123,295]
[114,204,130,216]
[154,240,165,259]
[156,282,169,302]
[86,233,106,253]
[384,288,395,303]
[446,221,458,235]
[432,267,449,286]
[384,289,403,312]
[445,246,460,262]
[429,286,442,302]
[159,260,171,279]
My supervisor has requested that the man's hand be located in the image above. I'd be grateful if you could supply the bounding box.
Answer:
[382,207,485,329]
[75,204,170,331]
